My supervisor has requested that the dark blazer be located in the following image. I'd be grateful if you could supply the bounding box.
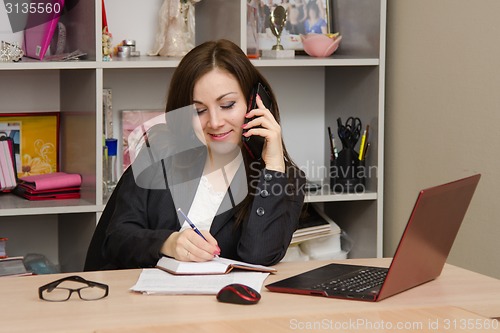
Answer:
[85,148,305,271]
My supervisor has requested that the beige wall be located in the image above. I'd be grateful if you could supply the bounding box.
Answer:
[385,0,500,278]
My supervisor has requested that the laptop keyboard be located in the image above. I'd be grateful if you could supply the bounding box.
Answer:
[312,267,388,293]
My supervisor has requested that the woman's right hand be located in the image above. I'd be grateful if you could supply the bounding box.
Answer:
[161,229,220,262]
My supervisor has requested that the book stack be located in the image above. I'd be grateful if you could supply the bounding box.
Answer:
[284,204,346,262]
[290,204,338,244]
[0,238,7,259]
[0,257,32,278]
[13,172,82,200]
[0,239,33,277]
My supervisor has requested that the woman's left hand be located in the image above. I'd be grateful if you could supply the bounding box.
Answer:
[242,94,285,173]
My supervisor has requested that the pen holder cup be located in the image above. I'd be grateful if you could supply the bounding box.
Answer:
[330,149,366,194]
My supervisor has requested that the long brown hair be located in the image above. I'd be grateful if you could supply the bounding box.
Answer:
[165,39,303,227]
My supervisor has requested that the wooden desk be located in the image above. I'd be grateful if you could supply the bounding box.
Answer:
[1,258,499,333]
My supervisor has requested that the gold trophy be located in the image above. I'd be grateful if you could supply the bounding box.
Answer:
[270,5,286,50]
[262,5,295,58]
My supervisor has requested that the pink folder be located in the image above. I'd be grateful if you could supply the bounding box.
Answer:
[23,0,66,60]
[19,172,81,191]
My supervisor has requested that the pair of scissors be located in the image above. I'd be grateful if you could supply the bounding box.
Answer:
[337,117,362,149]
[345,117,362,142]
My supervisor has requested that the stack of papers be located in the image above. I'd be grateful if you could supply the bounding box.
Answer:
[130,269,270,295]
[291,204,340,244]
[0,257,32,277]
[131,256,274,295]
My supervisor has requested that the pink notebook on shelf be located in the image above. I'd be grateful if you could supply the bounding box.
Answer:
[23,0,66,60]
[19,172,82,191]
[13,186,80,201]
[0,137,17,192]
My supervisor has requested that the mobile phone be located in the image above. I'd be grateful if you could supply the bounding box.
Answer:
[242,83,272,160]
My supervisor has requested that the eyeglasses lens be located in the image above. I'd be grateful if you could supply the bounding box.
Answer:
[79,286,107,300]
[41,287,72,301]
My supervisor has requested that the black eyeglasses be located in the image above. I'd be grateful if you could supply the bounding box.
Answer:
[38,275,109,302]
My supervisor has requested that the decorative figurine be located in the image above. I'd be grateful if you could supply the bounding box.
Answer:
[149,0,202,57]
[0,41,23,62]
[102,27,113,61]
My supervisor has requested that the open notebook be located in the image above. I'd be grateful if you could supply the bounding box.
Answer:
[156,256,276,275]
[130,256,276,295]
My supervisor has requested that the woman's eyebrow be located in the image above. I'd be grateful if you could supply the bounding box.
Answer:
[193,92,237,104]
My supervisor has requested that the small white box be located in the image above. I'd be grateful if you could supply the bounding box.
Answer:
[299,232,342,258]
[261,49,295,59]
[281,244,310,262]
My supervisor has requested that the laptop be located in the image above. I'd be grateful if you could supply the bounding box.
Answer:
[266,174,481,302]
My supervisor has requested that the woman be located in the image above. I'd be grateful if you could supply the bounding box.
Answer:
[88,39,305,270]
[286,5,306,35]
[304,1,327,34]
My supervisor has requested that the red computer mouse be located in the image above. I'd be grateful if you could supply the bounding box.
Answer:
[216,283,261,305]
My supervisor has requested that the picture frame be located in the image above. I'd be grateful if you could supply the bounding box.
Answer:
[254,0,333,52]
[121,109,165,171]
[0,112,59,178]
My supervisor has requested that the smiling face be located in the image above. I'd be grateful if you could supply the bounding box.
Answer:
[192,68,248,157]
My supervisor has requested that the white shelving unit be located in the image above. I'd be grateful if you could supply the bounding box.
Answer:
[0,0,385,271]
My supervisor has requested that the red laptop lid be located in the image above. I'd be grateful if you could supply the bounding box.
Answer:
[377,174,481,301]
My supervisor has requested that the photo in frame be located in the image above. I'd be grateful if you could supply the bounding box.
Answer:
[253,0,333,51]
[121,109,165,171]
[0,113,59,178]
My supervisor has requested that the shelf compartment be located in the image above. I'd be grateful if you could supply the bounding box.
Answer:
[0,213,97,272]
[0,69,98,210]
[325,200,381,258]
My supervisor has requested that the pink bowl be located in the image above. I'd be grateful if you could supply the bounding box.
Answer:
[301,34,342,58]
